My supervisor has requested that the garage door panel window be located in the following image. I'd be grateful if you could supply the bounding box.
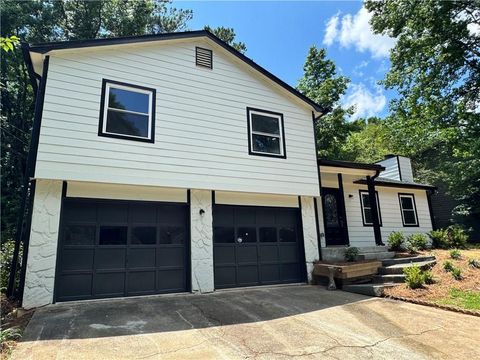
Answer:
[259,227,277,242]
[159,226,185,244]
[99,226,128,245]
[279,227,296,242]
[247,108,286,158]
[237,227,257,243]
[398,194,419,226]
[214,227,235,243]
[131,226,156,245]
[65,225,96,245]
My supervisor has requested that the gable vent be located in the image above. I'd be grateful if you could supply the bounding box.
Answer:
[196,47,213,69]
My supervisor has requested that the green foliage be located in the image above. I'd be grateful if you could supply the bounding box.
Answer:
[406,233,428,253]
[0,35,19,52]
[449,249,461,260]
[204,26,246,53]
[438,288,480,311]
[423,270,435,285]
[344,246,359,262]
[451,267,463,281]
[0,327,21,343]
[1,240,20,293]
[297,46,356,159]
[443,260,455,273]
[428,229,450,249]
[468,259,480,269]
[387,231,405,251]
[428,226,469,249]
[403,265,425,289]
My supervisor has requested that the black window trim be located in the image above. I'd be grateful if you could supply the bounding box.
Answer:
[98,79,156,143]
[246,107,287,159]
[398,193,419,227]
[359,190,382,227]
[195,46,213,69]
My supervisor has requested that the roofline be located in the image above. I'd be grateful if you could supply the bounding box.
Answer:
[27,30,326,113]
[353,179,437,190]
[318,159,385,172]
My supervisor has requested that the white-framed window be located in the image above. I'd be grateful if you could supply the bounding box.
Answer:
[359,190,382,226]
[247,107,286,158]
[99,79,156,142]
[398,193,419,226]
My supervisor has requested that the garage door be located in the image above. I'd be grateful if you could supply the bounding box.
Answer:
[213,205,306,289]
[55,199,188,302]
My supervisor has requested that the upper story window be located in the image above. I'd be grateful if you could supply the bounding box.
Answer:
[99,79,156,143]
[359,190,382,226]
[398,193,419,227]
[247,107,286,158]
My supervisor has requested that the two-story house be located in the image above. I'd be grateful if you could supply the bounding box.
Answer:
[18,30,435,309]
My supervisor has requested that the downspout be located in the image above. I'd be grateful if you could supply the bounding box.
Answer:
[312,111,325,260]
[367,169,384,246]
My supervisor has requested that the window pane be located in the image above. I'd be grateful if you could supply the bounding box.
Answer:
[361,193,371,208]
[109,87,149,114]
[251,113,280,134]
[279,227,296,242]
[237,227,257,243]
[106,110,149,138]
[259,227,277,242]
[65,225,95,245]
[364,209,373,224]
[131,226,156,245]
[403,210,417,225]
[99,226,127,245]
[324,194,339,227]
[401,196,414,210]
[159,226,185,244]
[252,134,281,154]
[214,227,235,243]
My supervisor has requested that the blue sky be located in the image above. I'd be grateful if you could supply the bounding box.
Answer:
[181,1,397,120]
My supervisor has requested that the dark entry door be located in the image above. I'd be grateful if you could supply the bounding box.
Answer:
[322,188,348,246]
[55,199,188,302]
[213,205,306,289]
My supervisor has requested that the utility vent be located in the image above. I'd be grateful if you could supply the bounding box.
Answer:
[196,47,213,69]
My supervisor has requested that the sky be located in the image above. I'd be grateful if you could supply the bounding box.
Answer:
[181,1,397,120]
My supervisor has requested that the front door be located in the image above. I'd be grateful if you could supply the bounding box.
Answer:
[322,188,348,246]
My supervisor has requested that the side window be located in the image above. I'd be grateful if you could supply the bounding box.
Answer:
[398,194,419,226]
[359,190,382,226]
[247,107,286,158]
[99,79,155,142]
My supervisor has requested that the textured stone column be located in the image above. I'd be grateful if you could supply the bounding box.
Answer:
[190,189,214,293]
[301,196,320,283]
[23,179,63,309]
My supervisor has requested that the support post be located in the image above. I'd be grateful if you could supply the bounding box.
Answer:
[366,175,383,246]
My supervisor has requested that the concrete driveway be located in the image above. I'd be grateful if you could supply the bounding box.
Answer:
[12,285,480,359]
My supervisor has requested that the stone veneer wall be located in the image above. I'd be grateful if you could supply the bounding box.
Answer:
[190,189,214,293]
[301,196,320,282]
[23,179,63,309]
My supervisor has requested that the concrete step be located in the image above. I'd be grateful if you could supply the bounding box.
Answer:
[357,251,395,261]
[342,283,398,297]
[381,255,436,266]
[378,259,436,275]
[373,274,405,284]
[357,246,389,253]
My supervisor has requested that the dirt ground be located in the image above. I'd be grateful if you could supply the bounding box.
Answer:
[1,295,34,357]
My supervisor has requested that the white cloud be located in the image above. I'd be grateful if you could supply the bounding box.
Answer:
[343,83,387,119]
[323,7,396,58]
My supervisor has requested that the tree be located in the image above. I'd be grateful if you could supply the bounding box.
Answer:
[365,0,480,234]
[204,26,246,53]
[297,46,355,158]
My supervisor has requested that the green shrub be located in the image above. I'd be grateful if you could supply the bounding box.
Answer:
[450,249,461,259]
[468,259,480,269]
[344,246,359,262]
[406,233,428,253]
[428,229,449,249]
[443,260,455,272]
[445,226,469,249]
[0,240,19,293]
[451,267,463,280]
[403,265,425,289]
[0,327,22,343]
[387,231,405,251]
[423,270,435,284]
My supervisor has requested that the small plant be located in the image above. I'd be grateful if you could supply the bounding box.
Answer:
[344,246,359,262]
[443,260,455,272]
[451,267,463,280]
[387,231,405,251]
[468,259,480,269]
[406,233,428,253]
[423,270,435,284]
[404,265,425,289]
[428,229,449,249]
[450,249,461,259]
[445,226,469,249]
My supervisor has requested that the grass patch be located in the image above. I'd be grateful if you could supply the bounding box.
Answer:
[437,288,480,310]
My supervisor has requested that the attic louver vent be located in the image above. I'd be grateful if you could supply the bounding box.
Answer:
[196,47,213,69]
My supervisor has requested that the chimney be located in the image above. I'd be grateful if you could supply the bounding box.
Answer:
[375,155,414,182]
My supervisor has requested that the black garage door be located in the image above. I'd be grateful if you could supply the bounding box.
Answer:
[55,199,188,302]
[213,205,306,289]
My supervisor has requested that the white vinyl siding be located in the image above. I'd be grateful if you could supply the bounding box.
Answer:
[376,157,400,181]
[36,39,319,196]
